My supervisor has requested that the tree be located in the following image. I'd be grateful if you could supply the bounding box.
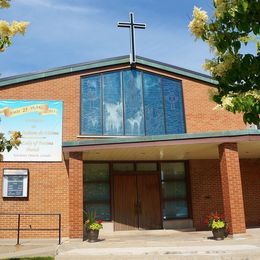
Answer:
[0,0,26,159]
[0,0,29,52]
[188,0,259,125]
[0,131,22,161]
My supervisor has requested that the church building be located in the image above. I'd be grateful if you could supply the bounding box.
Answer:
[0,13,259,240]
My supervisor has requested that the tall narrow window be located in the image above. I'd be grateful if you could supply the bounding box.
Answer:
[83,163,111,221]
[161,162,188,219]
[81,75,102,134]
[163,78,185,134]
[123,70,145,136]
[103,72,123,135]
[143,73,165,135]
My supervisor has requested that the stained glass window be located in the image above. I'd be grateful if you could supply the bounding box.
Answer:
[163,78,185,134]
[81,69,185,136]
[81,75,102,134]
[143,73,165,135]
[103,72,123,135]
[123,70,145,136]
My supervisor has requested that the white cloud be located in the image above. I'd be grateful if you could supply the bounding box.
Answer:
[17,0,100,14]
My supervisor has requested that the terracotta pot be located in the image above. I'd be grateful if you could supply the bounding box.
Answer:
[87,229,99,242]
[212,228,225,240]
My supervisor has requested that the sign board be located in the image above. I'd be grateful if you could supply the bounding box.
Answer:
[0,100,63,161]
[2,169,28,198]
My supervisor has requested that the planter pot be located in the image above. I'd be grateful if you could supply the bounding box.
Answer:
[87,229,99,243]
[212,228,225,240]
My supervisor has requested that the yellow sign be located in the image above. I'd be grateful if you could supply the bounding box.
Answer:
[0,104,57,117]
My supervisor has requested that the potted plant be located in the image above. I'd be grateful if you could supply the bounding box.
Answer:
[84,209,103,242]
[204,211,227,240]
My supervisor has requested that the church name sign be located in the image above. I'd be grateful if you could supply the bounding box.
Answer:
[0,100,63,162]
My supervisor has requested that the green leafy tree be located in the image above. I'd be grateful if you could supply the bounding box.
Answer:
[0,131,22,161]
[189,0,259,125]
[0,0,29,52]
[0,0,26,159]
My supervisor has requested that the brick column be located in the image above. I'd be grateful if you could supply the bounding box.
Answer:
[69,152,83,238]
[219,143,246,234]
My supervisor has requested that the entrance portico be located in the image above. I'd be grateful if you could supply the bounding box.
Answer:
[65,130,260,238]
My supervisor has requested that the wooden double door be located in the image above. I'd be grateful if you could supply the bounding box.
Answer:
[113,173,162,231]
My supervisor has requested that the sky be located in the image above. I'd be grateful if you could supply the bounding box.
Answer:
[0,0,221,78]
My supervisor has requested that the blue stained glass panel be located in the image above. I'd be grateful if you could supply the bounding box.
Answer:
[81,76,102,134]
[163,78,185,134]
[81,69,185,136]
[143,73,165,135]
[123,70,145,135]
[103,72,123,135]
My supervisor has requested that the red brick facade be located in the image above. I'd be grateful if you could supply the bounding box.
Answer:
[219,143,246,234]
[0,62,259,239]
[240,159,260,227]
[189,159,224,230]
[0,161,69,238]
[68,152,83,238]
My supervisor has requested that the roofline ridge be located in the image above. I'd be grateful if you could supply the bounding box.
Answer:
[0,55,217,87]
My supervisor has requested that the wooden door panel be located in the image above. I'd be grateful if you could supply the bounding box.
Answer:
[113,175,138,231]
[137,174,162,229]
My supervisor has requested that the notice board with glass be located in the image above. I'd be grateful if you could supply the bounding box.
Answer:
[2,169,29,198]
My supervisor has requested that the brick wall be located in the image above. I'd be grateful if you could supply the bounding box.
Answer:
[68,152,83,238]
[0,161,69,238]
[189,158,260,231]
[189,159,224,230]
[0,63,249,238]
[240,159,260,227]
[0,64,246,142]
[181,79,245,133]
[219,143,246,234]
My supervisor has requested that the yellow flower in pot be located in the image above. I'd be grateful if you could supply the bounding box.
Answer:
[204,211,227,240]
[84,209,103,242]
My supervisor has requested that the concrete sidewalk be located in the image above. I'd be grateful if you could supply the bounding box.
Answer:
[56,228,260,260]
[0,229,259,259]
[0,239,59,259]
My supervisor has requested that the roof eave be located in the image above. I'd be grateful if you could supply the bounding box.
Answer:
[0,56,217,88]
[62,130,260,152]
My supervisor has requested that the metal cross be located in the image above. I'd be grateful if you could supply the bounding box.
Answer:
[118,12,146,65]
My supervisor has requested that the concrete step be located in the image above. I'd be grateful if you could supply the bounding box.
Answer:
[56,244,260,260]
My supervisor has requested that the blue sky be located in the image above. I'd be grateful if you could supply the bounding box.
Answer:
[0,0,219,77]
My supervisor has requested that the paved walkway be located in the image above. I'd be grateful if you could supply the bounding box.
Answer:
[0,239,58,259]
[56,228,260,259]
[0,229,260,259]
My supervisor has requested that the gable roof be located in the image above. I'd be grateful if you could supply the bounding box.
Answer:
[0,55,217,87]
